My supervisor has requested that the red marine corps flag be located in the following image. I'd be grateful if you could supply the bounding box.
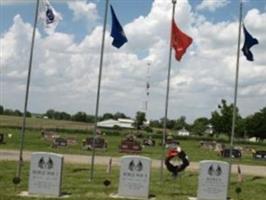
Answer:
[171,19,193,61]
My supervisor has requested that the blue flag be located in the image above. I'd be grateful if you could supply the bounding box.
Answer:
[110,5,128,48]
[242,25,259,61]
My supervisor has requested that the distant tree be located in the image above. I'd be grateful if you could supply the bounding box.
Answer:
[175,116,188,130]
[150,120,161,128]
[60,112,71,120]
[0,105,3,114]
[246,107,266,140]
[14,109,23,116]
[134,111,146,130]
[191,117,209,135]
[26,111,32,117]
[160,118,175,129]
[87,115,95,123]
[210,99,241,137]
[102,113,114,120]
[72,112,87,122]
[113,112,127,119]
[46,109,56,119]
[3,109,14,115]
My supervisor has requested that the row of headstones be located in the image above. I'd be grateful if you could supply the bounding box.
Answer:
[27,152,230,200]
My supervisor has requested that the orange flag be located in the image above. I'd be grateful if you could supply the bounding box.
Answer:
[171,19,193,61]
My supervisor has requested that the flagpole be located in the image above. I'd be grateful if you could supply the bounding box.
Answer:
[229,0,243,165]
[14,0,40,184]
[160,0,177,182]
[228,1,243,192]
[90,0,109,181]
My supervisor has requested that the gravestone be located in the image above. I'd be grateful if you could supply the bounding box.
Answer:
[253,150,266,160]
[143,137,155,147]
[118,155,151,199]
[221,148,241,158]
[119,135,142,153]
[29,152,63,197]
[52,137,67,148]
[0,133,4,144]
[82,136,107,150]
[197,160,229,200]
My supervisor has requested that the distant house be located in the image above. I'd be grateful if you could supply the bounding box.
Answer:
[248,137,258,143]
[205,124,214,135]
[177,127,190,136]
[97,118,134,129]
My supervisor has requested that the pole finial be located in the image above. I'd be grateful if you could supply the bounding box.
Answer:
[172,0,177,4]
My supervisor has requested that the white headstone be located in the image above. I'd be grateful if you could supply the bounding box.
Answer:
[197,160,229,200]
[29,152,63,197]
[118,155,151,199]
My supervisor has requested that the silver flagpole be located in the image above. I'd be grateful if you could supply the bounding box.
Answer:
[160,0,177,182]
[227,1,243,193]
[14,0,40,184]
[229,0,243,164]
[90,0,109,181]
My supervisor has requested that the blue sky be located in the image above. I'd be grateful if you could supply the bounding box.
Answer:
[1,0,266,122]
[1,0,265,40]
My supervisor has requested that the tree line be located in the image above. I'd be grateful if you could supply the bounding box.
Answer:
[150,99,265,140]
[0,105,128,123]
[0,100,265,140]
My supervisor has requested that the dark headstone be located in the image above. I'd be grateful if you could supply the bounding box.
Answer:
[52,138,67,148]
[253,150,266,160]
[119,135,142,153]
[221,149,242,158]
[0,133,4,144]
[82,136,107,150]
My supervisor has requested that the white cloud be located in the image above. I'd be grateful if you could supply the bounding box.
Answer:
[1,0,266,122]
[67,0,98,22]
[197,0,229,12]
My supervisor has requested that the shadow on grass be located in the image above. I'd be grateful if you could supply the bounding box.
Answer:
[72,168,90,173]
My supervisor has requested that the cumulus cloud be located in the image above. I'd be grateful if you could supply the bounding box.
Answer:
[197,0,229,12]
[67,0,99,22]
[1,0,265,122]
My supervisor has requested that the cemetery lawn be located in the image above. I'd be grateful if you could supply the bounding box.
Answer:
[0,160,266,200]
[1,127,266,166]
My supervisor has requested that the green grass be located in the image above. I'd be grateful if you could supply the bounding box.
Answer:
[0,127,266,166]
[1,115,266,166]
[0,161,265,200]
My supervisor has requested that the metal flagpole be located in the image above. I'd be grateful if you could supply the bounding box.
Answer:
[229,0,243,164]
[227,2,243,193]
[145,62,151,120]
[14,0,40,184]
[90,0,109,181]
[160,0,177,182]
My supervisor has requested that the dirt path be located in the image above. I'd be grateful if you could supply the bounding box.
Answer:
[1,149,266,177]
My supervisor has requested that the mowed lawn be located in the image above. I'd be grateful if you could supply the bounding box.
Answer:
[0,127,266,166]
[0,160,266,200]
[1,115,266,165]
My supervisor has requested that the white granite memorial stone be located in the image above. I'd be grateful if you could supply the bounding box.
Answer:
[118,155,151,199]
[29,152,63,197]
[197,160,229,200]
